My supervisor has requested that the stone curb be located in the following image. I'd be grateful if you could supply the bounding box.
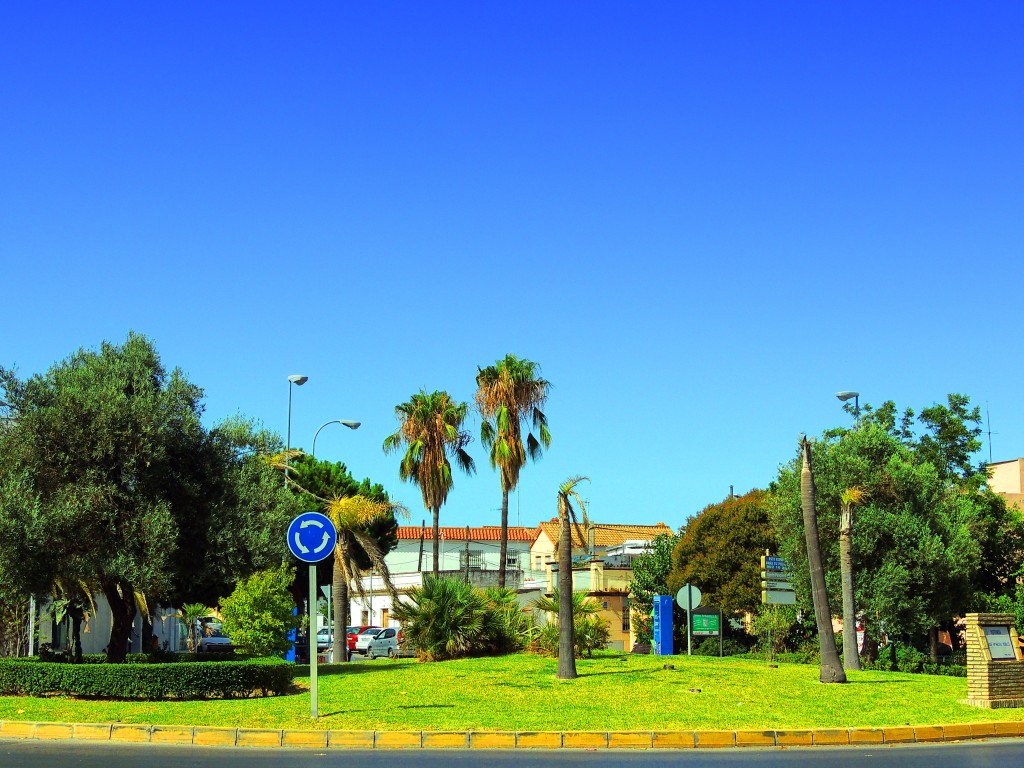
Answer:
[1,720,1022,749]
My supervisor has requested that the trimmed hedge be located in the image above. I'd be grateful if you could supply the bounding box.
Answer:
[0,657,293,700]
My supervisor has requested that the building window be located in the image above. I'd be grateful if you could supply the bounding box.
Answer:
[459,550,482,570]
[360,610,369,625]
[506,551,521,569]
[622,599,631,632]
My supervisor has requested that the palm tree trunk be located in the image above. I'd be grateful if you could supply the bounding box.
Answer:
[432,505,441,578]
[332,558,347,662]
[556,510,577,680]
[839,505,861,670]
[498,485,509,588]
[800,439,846,683]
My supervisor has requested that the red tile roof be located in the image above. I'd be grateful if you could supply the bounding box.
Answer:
[536,519,673,548]
[396,525,538,542]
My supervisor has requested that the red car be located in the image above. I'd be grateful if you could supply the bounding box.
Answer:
[347,625,379,651]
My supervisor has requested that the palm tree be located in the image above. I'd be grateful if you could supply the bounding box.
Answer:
[325,494,407,661]
[800,437,846,683]
[475,355,552,588]
[839,486,866,671]
[175,602,211,654]
[383,390,476,577]
[555,475,589,680]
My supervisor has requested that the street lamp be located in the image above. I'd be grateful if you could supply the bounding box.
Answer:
[836,391,860,419]
[312,419,361,458]
[285,374,308,487]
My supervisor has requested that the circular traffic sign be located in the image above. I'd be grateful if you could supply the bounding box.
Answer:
[287,511,337,563]
[676,583,702,610]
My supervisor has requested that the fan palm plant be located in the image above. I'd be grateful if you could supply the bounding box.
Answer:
[175,601,211,654]
[383,390,475,577]
[475,355,551,587]
[554,476,589,679]
[325,494,407,661]
[839,486,867,670]
[391,575,489,660]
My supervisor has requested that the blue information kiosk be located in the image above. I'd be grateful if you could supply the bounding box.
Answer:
[653,595,674,656]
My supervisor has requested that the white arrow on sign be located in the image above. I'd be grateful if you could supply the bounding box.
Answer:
[294,519,332,555]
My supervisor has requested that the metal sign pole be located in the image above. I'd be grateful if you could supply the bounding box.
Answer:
[309,564,318,719]
[687,589,692,656]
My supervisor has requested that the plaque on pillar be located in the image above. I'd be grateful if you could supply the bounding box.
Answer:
[963,613,1024,709]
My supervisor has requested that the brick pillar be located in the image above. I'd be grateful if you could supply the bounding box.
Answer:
[963,613,1024,708]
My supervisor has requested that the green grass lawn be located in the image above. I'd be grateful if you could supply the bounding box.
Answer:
[0,652,1019,732]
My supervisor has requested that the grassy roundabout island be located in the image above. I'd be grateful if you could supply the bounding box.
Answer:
[0,652,1019,733]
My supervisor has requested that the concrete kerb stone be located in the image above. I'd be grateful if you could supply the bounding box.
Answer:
[3,720,1024,749]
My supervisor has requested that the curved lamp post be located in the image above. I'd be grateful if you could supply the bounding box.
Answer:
[312,419,361,458]
[285,374,308,487]
[835,390,860,421]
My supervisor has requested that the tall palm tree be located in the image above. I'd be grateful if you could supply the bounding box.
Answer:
[800,437,846,683]
[475,355,551,588]
[839,486,866,671]
[383,390,475,577]
[555,475,589,680]
[326,495,407,662]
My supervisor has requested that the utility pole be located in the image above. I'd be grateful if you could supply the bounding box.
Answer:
[417,521,425,573]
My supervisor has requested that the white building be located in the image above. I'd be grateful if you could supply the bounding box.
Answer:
[348,525,545,628]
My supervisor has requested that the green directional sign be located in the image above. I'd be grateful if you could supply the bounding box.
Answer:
[692,612,720,636]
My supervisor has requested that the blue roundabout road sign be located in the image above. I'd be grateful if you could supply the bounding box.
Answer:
[287,511,337,563]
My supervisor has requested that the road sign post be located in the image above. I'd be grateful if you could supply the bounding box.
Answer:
[676,584,702,656]
[287,511,338,720]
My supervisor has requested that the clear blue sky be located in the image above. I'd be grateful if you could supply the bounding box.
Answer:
[2,3,1022,531]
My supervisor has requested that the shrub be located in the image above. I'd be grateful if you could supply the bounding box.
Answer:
[219,565,299,657]
[693,637,748,657]
[531,590,611,658]
[749,604,798,660]
[393,576,490,661]
[481,587,536,654]
[0,657,292,699]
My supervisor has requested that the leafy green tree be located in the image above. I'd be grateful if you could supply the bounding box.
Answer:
[666,490,775,617]
[0,335,297,661]
[475,355,552,588]
[770,398,1021,663]
[554,476,589,679]
[219,565,299,657]
[628,532,678,645]
[383,390,475,577]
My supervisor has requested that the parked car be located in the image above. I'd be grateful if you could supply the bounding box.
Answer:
[316,627,333,652]
[197,618,233,653]
[364,627,404,659]
[346,625,370,651]
[352,626,384,655]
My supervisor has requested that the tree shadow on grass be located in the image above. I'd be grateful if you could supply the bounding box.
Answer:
[293,662,412,677]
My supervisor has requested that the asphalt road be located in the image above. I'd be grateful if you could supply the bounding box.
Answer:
[4,739,1024,767]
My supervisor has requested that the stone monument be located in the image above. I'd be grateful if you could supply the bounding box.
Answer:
[964,612,1024,708]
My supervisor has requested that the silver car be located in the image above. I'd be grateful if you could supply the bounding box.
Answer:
[364,627,401,659]
[352,626,383,655]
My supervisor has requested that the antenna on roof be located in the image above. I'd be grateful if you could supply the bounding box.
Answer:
[986,401,997,464]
